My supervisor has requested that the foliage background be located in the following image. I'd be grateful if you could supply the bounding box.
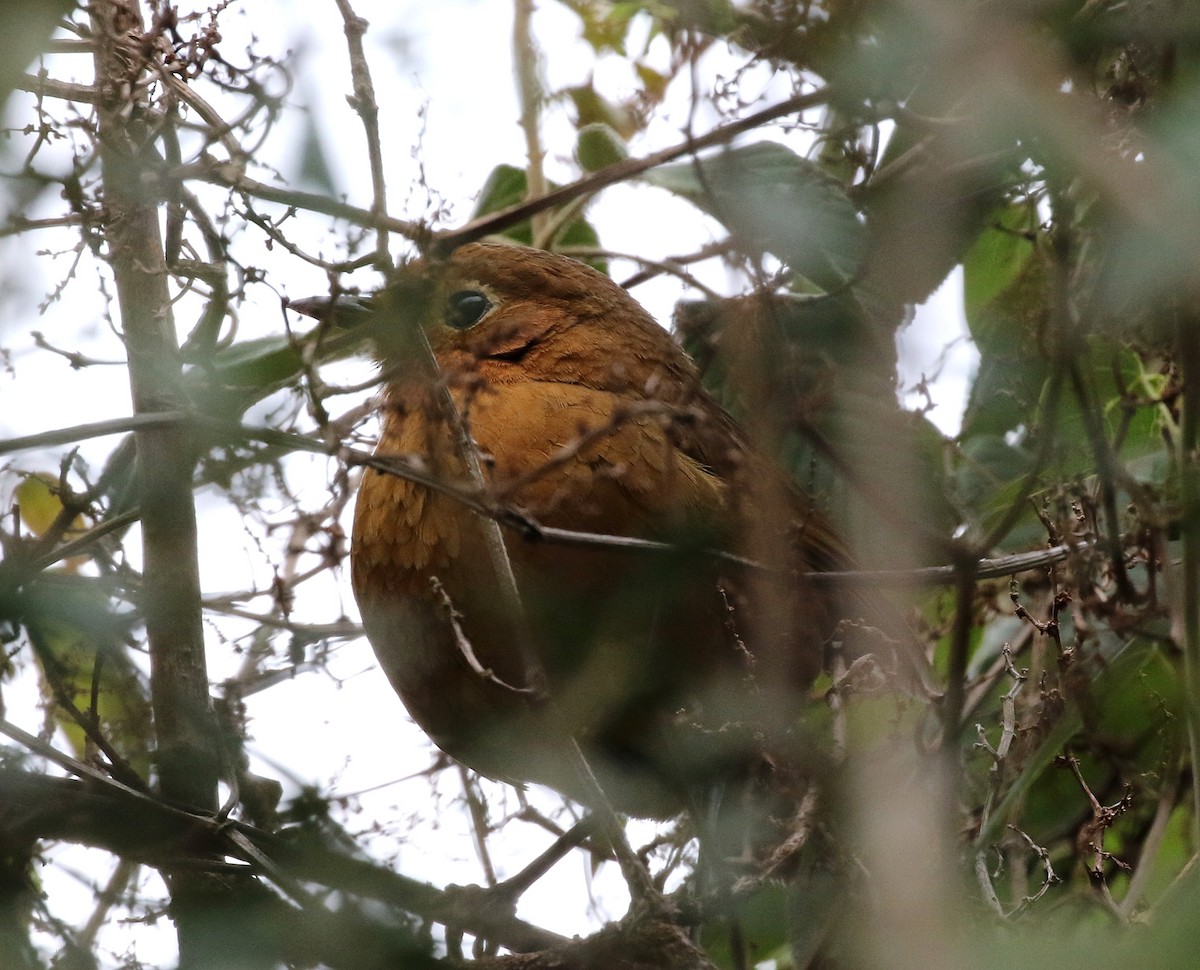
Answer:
[2,1,1200,968]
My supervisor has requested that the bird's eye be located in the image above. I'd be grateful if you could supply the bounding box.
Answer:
[446,290,492,330]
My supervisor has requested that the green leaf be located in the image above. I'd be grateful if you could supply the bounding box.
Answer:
[559,0,640,54]
[197,318,372,401]
[20,580,152,777]
[567,84,639,138]
[296,111,338,195]
[471,164,606,271]
[701,882,796,970]
[963,201,1038,322]
[576,122,630,172]
[945,432,1039,546]
[960,248,1052,440]
[644,142,866,289]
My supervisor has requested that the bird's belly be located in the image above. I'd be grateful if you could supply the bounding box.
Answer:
[351,378,734,813]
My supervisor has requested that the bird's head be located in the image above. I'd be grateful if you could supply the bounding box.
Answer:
[373,242,699,396]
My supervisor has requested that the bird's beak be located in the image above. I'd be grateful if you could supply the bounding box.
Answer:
[285,293,378,330]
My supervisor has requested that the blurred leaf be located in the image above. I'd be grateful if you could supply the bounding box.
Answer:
[15,473,68,537]
[15,472,88,570]
[634,61,669,102]
[701,882,794,970]
[0,0,73,110]
[205,333,316,391]
[296,111,337,195]
[567,83,640,139]
[645,142,866,289]
[862,157,1012,307]
[960,246,1052,440]
[654,0,737,35]
[195,320,371,403]
[471,164,605,271]
[1092,78,1200,312]
[677,291,958,542]
[963,201,1039,322]
[576,122,629,172]
[21,580,152,777]
[558,0,642,54]
[946,433,1037,543]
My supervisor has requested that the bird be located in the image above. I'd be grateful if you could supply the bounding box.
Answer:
[332,241,852,818]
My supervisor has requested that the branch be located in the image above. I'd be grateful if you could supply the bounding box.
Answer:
[0,412,189,457]
[465,917,717,970]
[92,0,218,808]
[0,763,567,955]
[211,414,1092,585]
[179,156,426,238]
[90,0,219,958]
[433,87,835,253]
[334,0,390,265]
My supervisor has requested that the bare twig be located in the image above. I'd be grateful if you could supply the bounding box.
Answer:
[1006,826,1058,914]
[555,245,726,299]
[566,737,665,914]
[430,578,540,696]
[491,814,605,901]
[1060,752,1132,903]
[973,648,1028,916]
[513,0,549,246]
[334,0,390,265]
[15,72,101,104]
[205,416,1092,584]
[942,551,979,757]
[459,765,499,887]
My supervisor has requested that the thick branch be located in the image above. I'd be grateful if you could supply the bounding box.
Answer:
[90,0,219,961]
[0,766,566,955]
[91,1,218,811]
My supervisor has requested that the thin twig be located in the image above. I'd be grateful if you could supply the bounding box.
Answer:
[333,0,389,265]
[1118,761,1180,919]
[1006,826,1059,914]
[566,737,664,914]
[434,87,833,253]
[491,814,604,900]
[208,416,1093,583]
[942,550,979,757]
[973,648,1027,916]
[28,509,142,572]
[459,765,499,887]
[555,244,726,299]
[77,859,137,952]
[513,0,549,245]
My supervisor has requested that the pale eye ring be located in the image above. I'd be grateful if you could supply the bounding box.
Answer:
[446,289,492,330]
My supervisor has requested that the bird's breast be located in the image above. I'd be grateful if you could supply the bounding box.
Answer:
[351,374,731,783]
[353,374,729,607]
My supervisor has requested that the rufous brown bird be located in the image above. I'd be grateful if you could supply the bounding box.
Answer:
[341,242,850,818]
